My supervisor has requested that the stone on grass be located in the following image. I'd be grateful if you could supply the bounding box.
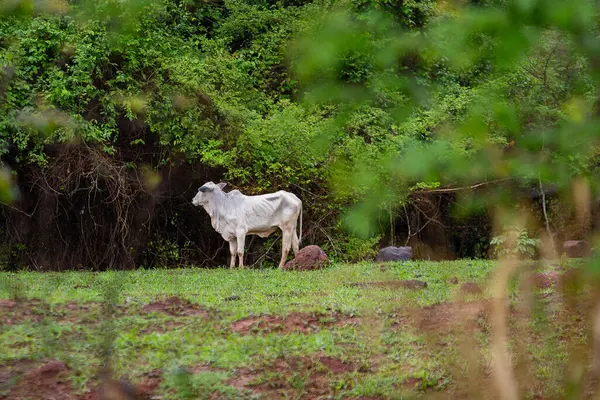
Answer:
[460,282,482,294]
[283,245,328,271]
[376,246,412,262]
[563,240,590,258]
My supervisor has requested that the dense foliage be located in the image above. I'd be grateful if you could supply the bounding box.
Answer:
[0,0,598,269]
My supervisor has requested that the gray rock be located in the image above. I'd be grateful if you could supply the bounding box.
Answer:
[376,246,412,262]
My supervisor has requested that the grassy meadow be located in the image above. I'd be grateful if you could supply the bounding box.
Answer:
[0,259,594,399]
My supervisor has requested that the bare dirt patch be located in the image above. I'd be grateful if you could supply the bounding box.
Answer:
[416,301,489,331]
[392,301,490,333]
[530,272,560,289]
[402,377,423,390]
[79,369,163,400]
[53,302,107,325]
[0,299,16,308]
[5,360,76,400]
[460,282,483,294]
[0,359,38,396]
[137,369,163,397]
[318,356,355,373]
[228,368,259,389]
[335,315,361,327]
[142,296,209,317]
[1,299,48,326]
[1,299,126,326]
[231,311,359,335]
[228,356,334,399]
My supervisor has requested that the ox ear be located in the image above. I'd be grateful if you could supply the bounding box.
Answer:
[198,185,213,193]
[217,182,227,190]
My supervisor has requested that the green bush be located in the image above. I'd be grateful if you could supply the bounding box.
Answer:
[335,234,381,263]
[490,228,541,259]
[2,0,599,268]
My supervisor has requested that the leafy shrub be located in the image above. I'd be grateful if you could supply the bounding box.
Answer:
[334,232,381,263]
[490,228,541,259]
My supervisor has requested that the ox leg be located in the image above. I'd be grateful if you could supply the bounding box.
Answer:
[229,240,237,269]
[291,230,300,256]
[279,230,292,269]
[236,233,246,269]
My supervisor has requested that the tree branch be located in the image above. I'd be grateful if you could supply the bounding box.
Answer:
[414,178,512,194]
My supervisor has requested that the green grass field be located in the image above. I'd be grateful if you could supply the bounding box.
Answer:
[0,260,593,399]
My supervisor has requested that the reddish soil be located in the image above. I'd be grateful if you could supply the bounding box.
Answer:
[0,299,16,308]
[4,361,76,400]
[392,301,489,333]
[79,370,163,400]
[231,311,359,335]
[318,356,355,373]
[142,296,209,317]
[0,359,37,397]
[402,377,422,389]
[227,369,259,389]
[227,356,337,399]
[1,299,48,326]
[137,369,163,397]
[1,299,126,326]
[335,315,361,327]
[530,272,560,289]
[418,301,489,331]
[55,302,108,325]
[460,282,483,294]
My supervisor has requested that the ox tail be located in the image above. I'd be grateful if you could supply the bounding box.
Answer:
[298,202,303,248]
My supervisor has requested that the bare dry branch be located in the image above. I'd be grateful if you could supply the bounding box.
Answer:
[414,178,512,194]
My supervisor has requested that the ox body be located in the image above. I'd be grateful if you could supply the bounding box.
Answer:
[192,182,302,269]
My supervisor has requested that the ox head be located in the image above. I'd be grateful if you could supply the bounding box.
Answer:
[192,181,227,206]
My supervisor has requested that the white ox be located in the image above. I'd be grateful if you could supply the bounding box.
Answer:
[192,182,302,269]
